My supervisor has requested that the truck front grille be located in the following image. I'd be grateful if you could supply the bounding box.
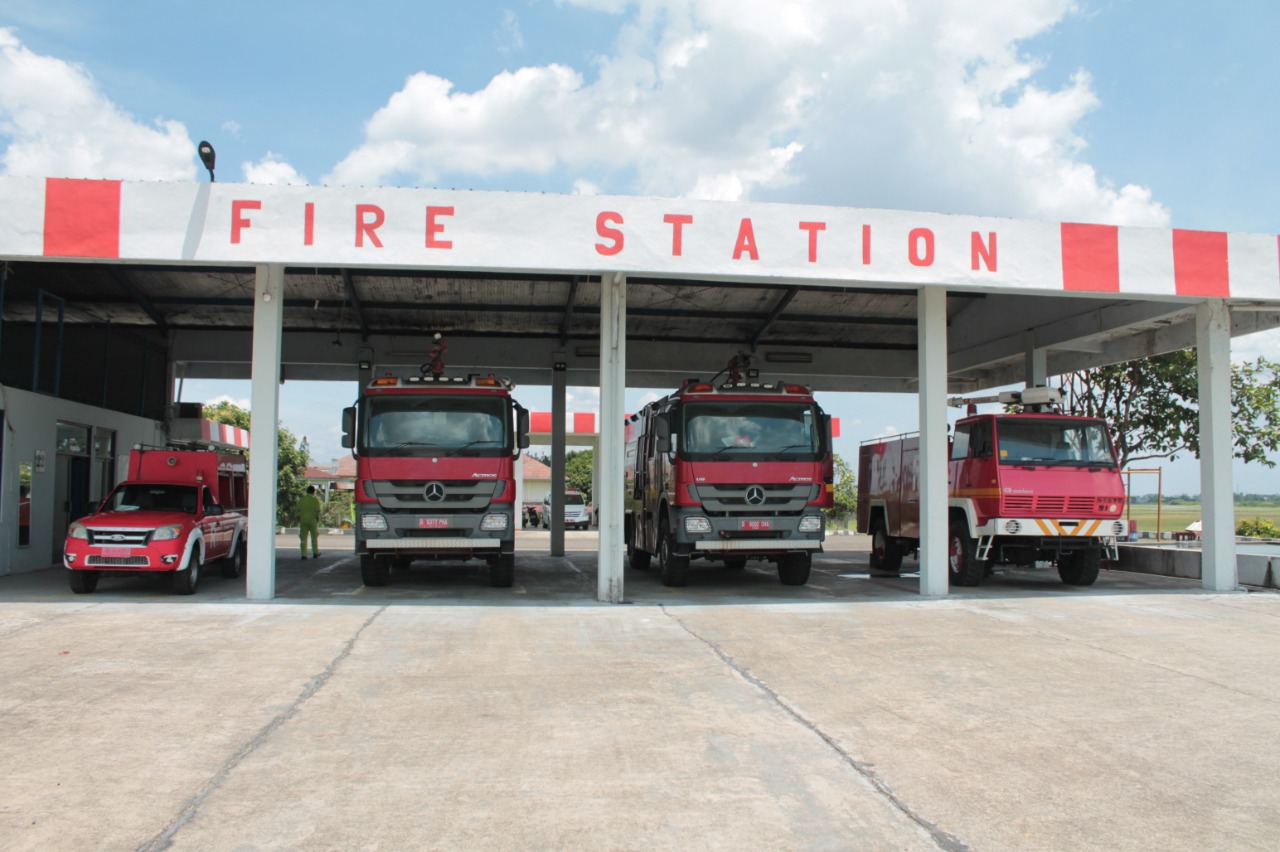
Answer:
[86,555,150,567]
[697,483,816,514]
[373,479,500,512]
[87,528,151,546]
[1002,495,1112,515]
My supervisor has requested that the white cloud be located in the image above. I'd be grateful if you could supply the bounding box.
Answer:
[201,393,251,410]
[328,0,1167,225]
[498,9,525,54]
[0,28,195,180]
[221,120,242,138]
[242,152,308,185]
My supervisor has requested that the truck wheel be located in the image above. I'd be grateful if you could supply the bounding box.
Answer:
[948,523,984,587]
[221,540,246,579]
[490,553,515,588]
[173,550,201,595]
[361,555,390,587]
[1058,549,1101,586]
[657,518,688,587]
[779,552,811,586]
[69,570,99,594]
[629,542,651,571]
[723,557,747,571]
[869,518,904,574]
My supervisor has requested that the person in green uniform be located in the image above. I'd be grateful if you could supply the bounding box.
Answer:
[298,485,322,559]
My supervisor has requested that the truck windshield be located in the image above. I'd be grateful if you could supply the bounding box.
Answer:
[681,401,822,459]
[107,484,200,513]
[362,394,510,457]
[995,417,1117,467]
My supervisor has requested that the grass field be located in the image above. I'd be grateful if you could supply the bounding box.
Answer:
[1125,503,1280,535]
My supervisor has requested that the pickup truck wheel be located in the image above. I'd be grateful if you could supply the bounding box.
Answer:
[778,552,811,586]
[361,555,390,587]
[489,553,515,588]
[869,518,904,575]
[1058,549,1101,586]
[221,540,246,579]
[173,550,201,595]
[69,570,99,594]
[723,557,747,571]
[948,524,984,587]
[658,518,688,587]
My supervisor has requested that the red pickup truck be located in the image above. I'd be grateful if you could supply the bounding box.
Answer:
[63,448,248,595]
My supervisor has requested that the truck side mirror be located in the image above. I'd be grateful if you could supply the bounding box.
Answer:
[655,414,671,455]
[517,407,530,449]
[821,414,833,449]
[341,406,356,449]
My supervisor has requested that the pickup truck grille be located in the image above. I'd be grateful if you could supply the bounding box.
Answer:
[373,479,501,512]
[697,483,816,514]
[86,555,150,567]
[87,528,151,546]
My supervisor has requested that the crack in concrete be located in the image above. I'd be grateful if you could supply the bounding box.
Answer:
[136,605,388,852]
[661,605,970,852]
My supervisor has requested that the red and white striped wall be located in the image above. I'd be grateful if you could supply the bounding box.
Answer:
[526,412,841,438]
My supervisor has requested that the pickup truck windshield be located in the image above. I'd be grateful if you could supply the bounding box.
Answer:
[362,395,510,457]
[995,417,1117,467]
[681,401,821,460]
[107,484,200,513]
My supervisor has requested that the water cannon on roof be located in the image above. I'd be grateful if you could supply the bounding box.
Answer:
[947,386,1064,414]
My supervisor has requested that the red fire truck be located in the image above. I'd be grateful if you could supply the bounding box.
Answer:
[857,387,1126,587]
[342,365,529,589]
[63,448,248,595]
[623,373,834,586]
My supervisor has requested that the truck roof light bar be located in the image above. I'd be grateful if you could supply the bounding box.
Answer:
[372,376,399,387]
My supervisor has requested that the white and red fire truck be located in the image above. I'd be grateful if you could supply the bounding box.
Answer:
[342,353,529,588]
[857,387,1127,587]
[63,447,249,595]
[623,369,834,586]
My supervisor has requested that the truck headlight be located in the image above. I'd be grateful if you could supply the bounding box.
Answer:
[798,516,822,532]
[1005,520,1021,534]
[360,514,388,531]
[152,524,184,541]
[684,517,711,534]
[67,522,89,540]
[481,514,509,531]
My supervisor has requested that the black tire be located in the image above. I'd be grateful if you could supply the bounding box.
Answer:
[221,540,246,579]
[948,522,984,587]
[779,551,811,586]
[629,542,651,571]
[489,552,515,588]
[1058,549,1101,586]
[361,554,390,587]
[69,570,99,594]
[869,517,904,574]
[723,557,747,571]
[173,548,201,595]
[657,517,688,587]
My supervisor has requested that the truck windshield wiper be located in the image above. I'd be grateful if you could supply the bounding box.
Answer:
[767,443,813,459]
[446,439,503,456]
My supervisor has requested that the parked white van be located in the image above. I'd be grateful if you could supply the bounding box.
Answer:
[542,490,591,530]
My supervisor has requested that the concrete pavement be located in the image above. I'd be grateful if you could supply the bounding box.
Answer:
[1,533,1278,850]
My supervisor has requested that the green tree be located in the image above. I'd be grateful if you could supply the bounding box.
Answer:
[825,454,857,527]
[1237,517,1280,538]
[1062,351,1280,471]
[564,449,594,504]
[203,400,312,527]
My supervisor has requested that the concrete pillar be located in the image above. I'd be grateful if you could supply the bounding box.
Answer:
[1024,332,1048,387]
[598,272,627,603]
[917,286,950,596]
[1196,300,1236,591]
[246,264,284,600]
[550,357,567,556]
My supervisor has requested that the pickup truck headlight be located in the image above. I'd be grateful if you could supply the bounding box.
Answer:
[152,524,184,541]
[67,522,89,540]
[360,514,388,532]
[798,515,823,532]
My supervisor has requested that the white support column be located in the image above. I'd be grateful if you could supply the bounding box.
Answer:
[550,357,567,556]
[1024,332,1048,387]
[1196,300,1236,591]
[246,264,284,600]
[598,272,627,603]
[917,286,950,596]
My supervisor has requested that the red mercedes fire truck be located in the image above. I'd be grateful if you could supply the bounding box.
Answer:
[342,352,529,588]
[623,367,833,587]
[857,387,1126,587]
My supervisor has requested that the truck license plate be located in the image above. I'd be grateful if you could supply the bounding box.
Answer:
[418,518,449,529]
[101,547,130,558]
[740,520,772,531]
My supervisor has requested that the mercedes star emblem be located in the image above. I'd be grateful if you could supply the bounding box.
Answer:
[424,482,447,502]
[745,485,766,506]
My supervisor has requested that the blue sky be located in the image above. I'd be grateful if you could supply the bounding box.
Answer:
[3,0,1279,494]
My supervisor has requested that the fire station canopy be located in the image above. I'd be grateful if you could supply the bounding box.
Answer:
[3,177,1279,393]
